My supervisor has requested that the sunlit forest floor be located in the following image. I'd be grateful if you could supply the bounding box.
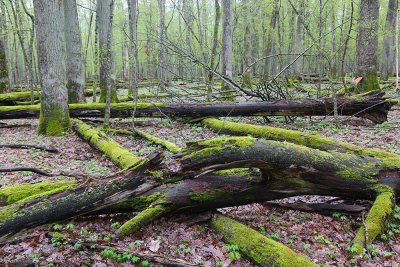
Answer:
[0,82,399,266]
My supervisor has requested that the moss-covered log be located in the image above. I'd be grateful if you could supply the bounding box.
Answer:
[1,136,399,252]
[202,118,400,159]
[0,93,393,123]
[211,214,316,267]
[0,92,40,105]
[72,119,142,169]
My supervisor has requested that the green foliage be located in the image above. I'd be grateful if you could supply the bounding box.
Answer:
[225,244,241,262]
[100,248,140,264]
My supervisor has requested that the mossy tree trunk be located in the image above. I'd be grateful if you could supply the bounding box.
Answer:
[34,0,70,136]
[355,0,380,92]
[0,34,8,94]
[64,0,86,104]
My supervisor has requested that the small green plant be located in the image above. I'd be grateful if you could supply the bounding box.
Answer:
[346,245,357,254]
[287,234,297,245]
[303,242,311,250]
[259,225,267,235]
[111,222,121,229]
[269,232,281,240]
[314,235,331,245]
[73,242,82,250]
[79,227,90,236]
[52,224,63,231]
[225,244,241,262]
[101,248,140,264]
[266,214,277,221]
[332,212,348,221]
[305,213,313,221]
[141,259,149,266]
[327,251,336,260]
[65,223,75,231]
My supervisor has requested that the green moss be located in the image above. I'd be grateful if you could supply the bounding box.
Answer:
[38,103,71,136]
[211,214,316,267]
[379,158,400,169]
[0,180,77,205]
[134,129,181,154]
[215,168,251,177]
[0,92,40,102]
[358,70,380,92]
[73,119,142,169]
[352,190,394,254]
[0,205,18,223]
[202,118,399,159]
[189,189,227,202]
[115,193,165,211]
[117,204,167,237]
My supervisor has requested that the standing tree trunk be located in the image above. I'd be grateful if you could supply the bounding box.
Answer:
[294,0,304,76]
[157,0,166,89]
[64,0,85,103]
[241,0,252,88]
[355,0,380,91]
[0,24,8,93]
[207,0,221,102]
[382,0,398,81]
[182,0,193,80]
[262,0,278,80]
[221,0,234,100]
[127,0,138,100]
[34,0,70,136]
[96,0,118,103]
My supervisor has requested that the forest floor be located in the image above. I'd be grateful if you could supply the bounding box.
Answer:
[0,84,400,267]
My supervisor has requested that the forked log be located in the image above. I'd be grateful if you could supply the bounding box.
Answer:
[0,93,394,123]
[0,136,399,255]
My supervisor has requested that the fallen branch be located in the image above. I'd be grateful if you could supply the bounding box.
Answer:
[0,167,54,176]
[0,144,58,153]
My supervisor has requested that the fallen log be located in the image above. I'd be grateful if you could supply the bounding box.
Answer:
[0,144,58,153]
[0,93,393,123]
[210,214,316,266]
[1,136,399,254]
[0,92,40,105]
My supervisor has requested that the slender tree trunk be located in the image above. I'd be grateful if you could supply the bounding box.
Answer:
[294,0,304,76]
[182,0,193,79]
[355,0,380,91]
[157,0,166,89]
[242,0,252,88]
[0,14,8,93]
[207,0,221,101]
[382,0,398,81]
[221,0,234,100]
[127,0,138,100]
[64,0,85,103]
[96,0,118,103]
[33,0,70,136]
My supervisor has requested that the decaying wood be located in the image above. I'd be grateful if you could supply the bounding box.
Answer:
[0,92,394,123]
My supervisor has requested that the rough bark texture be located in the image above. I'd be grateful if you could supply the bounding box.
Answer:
[34,0,70,136]
[207,0,221,101]
[221,0,234,100]
[157,0,167,88]
[355,0,380,91]
[96,0,118,103]
[382,0,398,80]
[64,0,85,103]
[0,93,393,123]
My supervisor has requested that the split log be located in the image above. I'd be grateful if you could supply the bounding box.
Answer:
[0,93,394,123]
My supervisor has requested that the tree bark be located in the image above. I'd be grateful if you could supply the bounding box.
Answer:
[382,0,398,80]
[0,92,393,123]
[241,0,253,88]
[0,24,8,93]
[355,0,380,91]
[127,0,139,99]
[34,0,70,136]
[64,0,86,103]
[96,0,118,103]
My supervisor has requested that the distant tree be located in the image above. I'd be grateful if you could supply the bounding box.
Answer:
[64,0,85,103]
[97,0,118,103]
[0,8,8,93]
[207,0,221,101]
[127,0,138,98]
[33,0,70,136]
[221,0,234,100]
[242,0,253,88]
[157,0,167,88]
[355,0,380,91]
